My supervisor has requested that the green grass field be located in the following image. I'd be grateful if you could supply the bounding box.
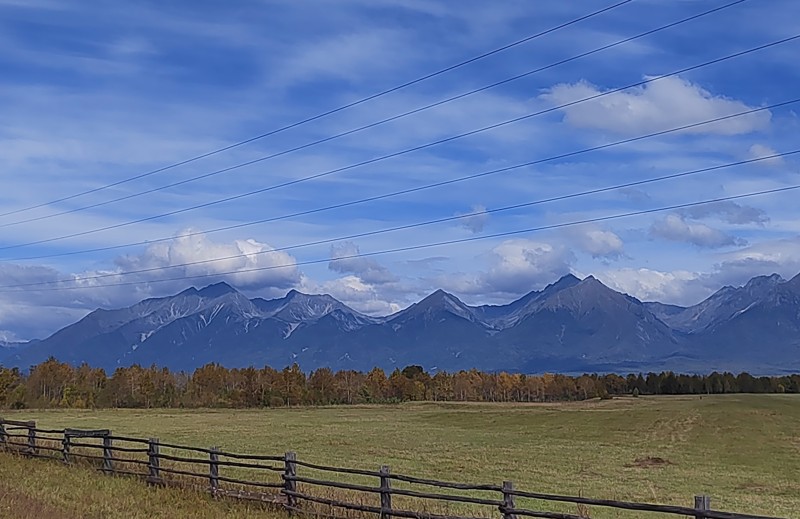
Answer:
[2,395,798,518]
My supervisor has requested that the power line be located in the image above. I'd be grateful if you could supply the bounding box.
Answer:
[5,183,797,293]
[3,148,796,289]
[4,98,797,263]
[2,31,795,253]
[0,0,636,220]
[0,0,748,230]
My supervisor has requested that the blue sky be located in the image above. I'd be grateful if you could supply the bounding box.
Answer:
[1,0,799,341]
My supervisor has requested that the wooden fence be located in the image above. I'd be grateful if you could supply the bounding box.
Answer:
[0,418,789,519]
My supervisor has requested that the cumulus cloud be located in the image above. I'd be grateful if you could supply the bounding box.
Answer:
[541,76,770,136]
[599,268,703,305]
[437,239,574,295]
[455,204,490,233]
[680,201,769,225]
[0,230,304,339]
[328,242,396,284]
[115,229,301,290]
[309,275,402,316]
[650,214,746,248]
[481,240,575,293]
[601,237,800,306]
[748,143,785,166]
[711,236,800,284]
[567,225,624,259]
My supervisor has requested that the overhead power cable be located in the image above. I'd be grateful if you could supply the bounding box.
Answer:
[0,0,636,220]
[4,183,798,293]
[4,98,797,263]
[0,0,747,229]
[2,147,796,289]
[1,30,795,253]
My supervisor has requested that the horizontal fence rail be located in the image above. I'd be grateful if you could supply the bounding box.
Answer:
[0,418,788,519]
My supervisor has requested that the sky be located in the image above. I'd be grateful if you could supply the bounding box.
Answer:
[1,0,799,341]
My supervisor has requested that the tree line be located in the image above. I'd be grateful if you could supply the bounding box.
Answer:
[0,357,797,409]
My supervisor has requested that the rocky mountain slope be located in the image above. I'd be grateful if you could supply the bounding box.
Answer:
[4,273,799,374]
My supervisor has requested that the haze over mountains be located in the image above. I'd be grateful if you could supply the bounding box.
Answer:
[2,272,799,375]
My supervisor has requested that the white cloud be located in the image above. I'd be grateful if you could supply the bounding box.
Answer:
[114,229,301,290]
[748,143,785,166]
[650,214,746,248]
[328,242,396,284]
[712,236,800,284]
[567,225,624,259]
[438,239,574,296]
[309,275,401,316]
[0,230,304,339]
[599,268,702,305]
[541,76,771,136]
[601,237,800,306]
[455,204,490,233]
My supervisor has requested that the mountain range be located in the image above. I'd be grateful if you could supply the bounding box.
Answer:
[2,272,799,375]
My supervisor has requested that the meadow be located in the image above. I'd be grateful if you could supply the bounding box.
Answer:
[1,394,798,518]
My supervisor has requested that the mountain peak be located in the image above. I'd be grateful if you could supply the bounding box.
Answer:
[283,289,340,305]
[745,273,785,289]
[544,273,581,292]
[390,289,477,323]
[429,288,451,298]
[574,275,608,292]
[8,271,800,374]
[198,282,238,298]
[418,289,461,308]
[270,289,363,323]
[559,273,581,284]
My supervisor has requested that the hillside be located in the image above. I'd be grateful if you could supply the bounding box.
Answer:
[4,273,800,374]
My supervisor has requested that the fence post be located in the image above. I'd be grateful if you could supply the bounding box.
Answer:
[102,434,113,474]
[147,438,161,484]
[0,419,6,449]
[380,465,392,519]
[284,451,298,513]
[26,421,36,455]
[694,495,711,519]
[502,481,516,519]
[209,446,220,495]
[62,432,71,464]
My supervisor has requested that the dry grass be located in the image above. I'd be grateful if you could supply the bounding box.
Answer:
[0,450,286,519]
[2,394,799,518]
[0,484,84,519]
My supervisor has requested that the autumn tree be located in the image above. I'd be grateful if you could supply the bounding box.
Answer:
[363,367,388,402]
